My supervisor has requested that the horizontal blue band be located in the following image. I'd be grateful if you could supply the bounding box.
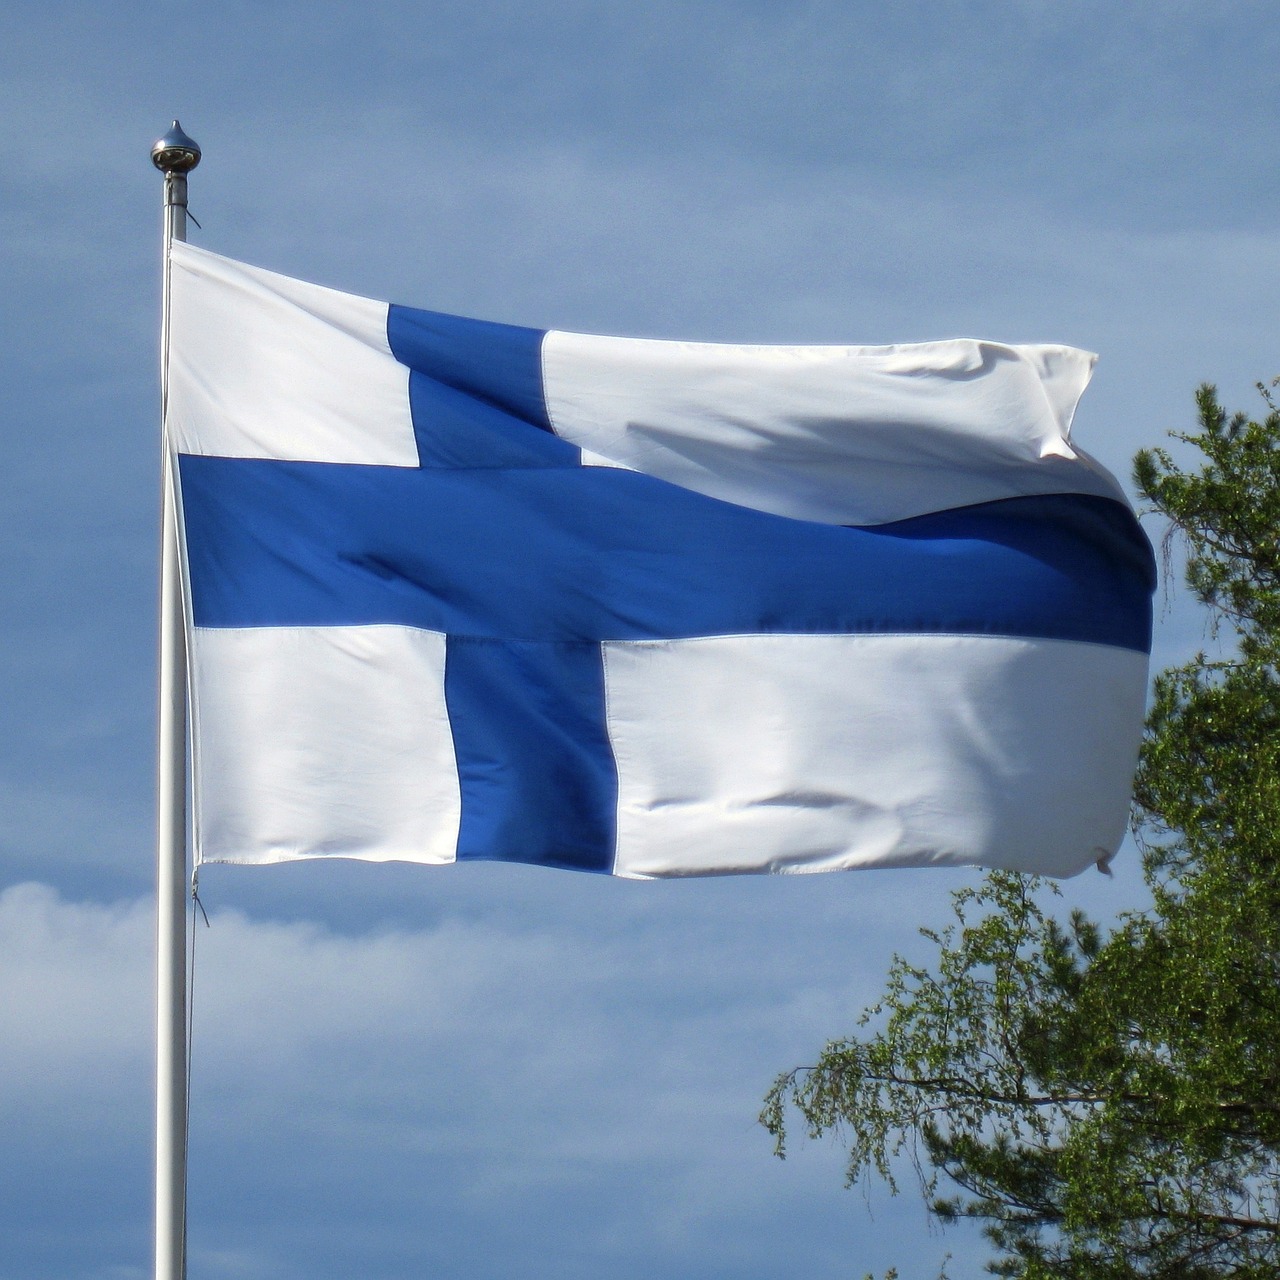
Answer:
[180,456,1154,652]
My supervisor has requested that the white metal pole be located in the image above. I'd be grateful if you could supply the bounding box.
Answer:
[151,120,200,1280]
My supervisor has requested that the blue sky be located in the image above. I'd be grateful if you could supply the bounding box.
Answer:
[2,3,1278,1277]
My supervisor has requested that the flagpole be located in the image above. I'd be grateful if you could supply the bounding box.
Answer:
[151,120,200,1280]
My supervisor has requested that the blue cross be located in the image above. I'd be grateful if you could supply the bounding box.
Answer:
[179,305,1155,873]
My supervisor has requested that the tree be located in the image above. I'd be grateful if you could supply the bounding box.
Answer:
[762,384,1280,1278]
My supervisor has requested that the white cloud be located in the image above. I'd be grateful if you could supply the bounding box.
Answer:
[0,877,991,1278]
[0,883,150,1111]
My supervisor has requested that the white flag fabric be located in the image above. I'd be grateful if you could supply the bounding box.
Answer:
[168,242,1154,878]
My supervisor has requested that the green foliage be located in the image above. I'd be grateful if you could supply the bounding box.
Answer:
[763,385,1280,1278]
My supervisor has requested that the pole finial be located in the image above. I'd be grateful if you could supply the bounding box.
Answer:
[151,120,201,174]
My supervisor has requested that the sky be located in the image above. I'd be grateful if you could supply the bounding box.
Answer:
[2,2,1278,1277]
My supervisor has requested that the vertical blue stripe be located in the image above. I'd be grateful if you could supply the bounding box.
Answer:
[444,638,617,873]
[404,371,581,469]
[387,304,553,419]
[387,305,578,467]
[388,303,618,868]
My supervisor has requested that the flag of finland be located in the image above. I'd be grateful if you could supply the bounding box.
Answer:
[168,243,1154,879]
